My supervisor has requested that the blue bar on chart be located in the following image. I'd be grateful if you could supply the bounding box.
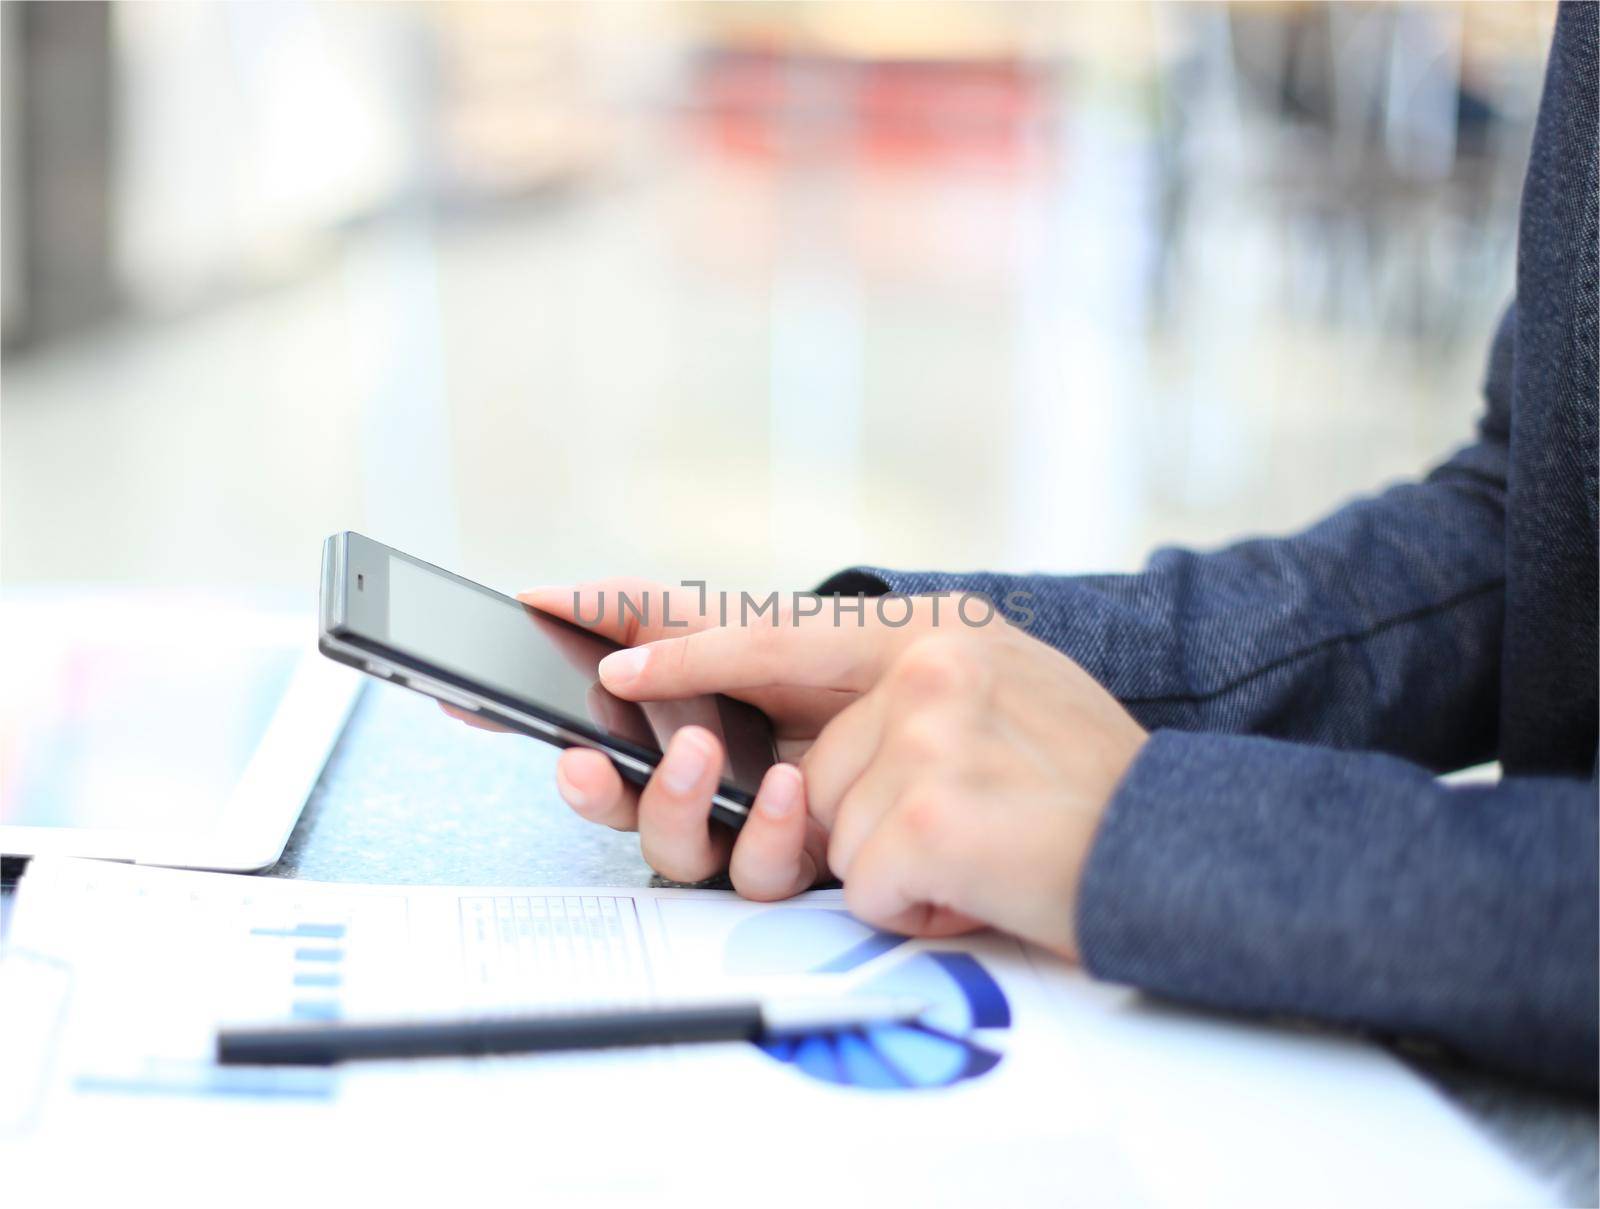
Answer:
[76,1060,336,1100]
[250,923,347,939]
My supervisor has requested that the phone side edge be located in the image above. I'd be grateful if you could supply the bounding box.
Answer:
[320,532,350,636]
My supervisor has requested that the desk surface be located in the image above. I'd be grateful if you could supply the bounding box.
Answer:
[273,684,1597,1205]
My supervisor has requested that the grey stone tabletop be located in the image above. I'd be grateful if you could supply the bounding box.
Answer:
[272,682,1598,1207]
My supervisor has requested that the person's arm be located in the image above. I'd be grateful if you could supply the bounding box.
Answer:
[1080,731,1597,1090]
[570,596,1597,1090]
[821,310,1518,772]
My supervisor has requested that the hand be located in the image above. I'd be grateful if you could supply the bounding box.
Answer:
[593,593,1148,958]
[479,581,855,901]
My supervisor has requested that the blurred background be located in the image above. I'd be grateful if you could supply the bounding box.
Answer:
[0,1,1558,599]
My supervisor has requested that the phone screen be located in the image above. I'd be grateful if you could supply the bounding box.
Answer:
[378,555,773,797]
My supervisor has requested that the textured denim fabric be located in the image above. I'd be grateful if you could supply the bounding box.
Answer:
[819,4,1598,1090]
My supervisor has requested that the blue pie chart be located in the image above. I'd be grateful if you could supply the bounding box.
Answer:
[723,908,1010,1091]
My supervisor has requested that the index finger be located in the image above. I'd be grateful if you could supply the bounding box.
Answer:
[596,619,910,701]
[517,580,719,647]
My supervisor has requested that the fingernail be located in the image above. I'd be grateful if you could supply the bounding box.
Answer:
[758,764,801,819]
[660,732,709,795]
[599,647,647,686]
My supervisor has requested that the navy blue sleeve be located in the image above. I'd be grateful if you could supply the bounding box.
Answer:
[818,310,1600,1087]
[1078,731,1597,1090]
[820,313,1518,773]
[815,4,1600,1089]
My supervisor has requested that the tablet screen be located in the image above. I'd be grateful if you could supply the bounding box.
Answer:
[0,595,301,835]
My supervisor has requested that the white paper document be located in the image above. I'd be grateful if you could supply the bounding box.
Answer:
[1,858,1550,1207]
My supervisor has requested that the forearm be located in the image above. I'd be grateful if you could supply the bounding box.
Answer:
[1075,731,1598,1090]
[823,468,1506,769]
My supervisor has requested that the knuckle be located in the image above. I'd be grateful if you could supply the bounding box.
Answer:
[749,618,776,658]
[895,784,958,852]
[892,636,979,696]
[751,616,796,681]
[662,635,695,681]
[891,711,953,762]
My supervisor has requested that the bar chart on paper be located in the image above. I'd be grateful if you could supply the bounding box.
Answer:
[67,905,362,1101]
[719,907,1010,1091]
[6,862,1561,1209]
[17,860,1021,1103]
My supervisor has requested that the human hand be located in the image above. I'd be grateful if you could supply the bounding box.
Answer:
[483,582,855,900]
[594,594,1148,958]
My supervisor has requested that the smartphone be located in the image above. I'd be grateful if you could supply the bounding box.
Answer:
[319,532,776,829]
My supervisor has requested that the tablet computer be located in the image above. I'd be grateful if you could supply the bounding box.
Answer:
[0,590,360,871]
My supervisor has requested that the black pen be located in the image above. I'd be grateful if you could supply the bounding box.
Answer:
[216,996,928,1066]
